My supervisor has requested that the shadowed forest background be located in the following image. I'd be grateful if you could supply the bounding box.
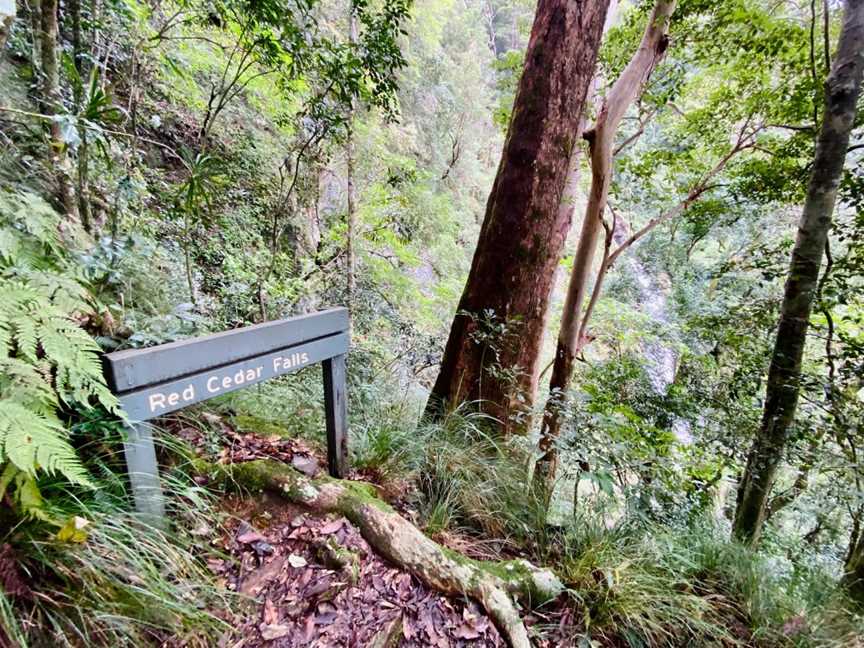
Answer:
[2,0,864,645]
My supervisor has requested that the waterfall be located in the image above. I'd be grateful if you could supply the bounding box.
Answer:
[612,220,692,443]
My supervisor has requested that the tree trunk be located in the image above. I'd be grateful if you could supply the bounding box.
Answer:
[732,0,864,547]
[29,0,42,73]
[40,0,80,224]
[844,507,864,605]
[346,129,357,311]
[69,0,83,76]
[346,11,358,317]
[78,129,92,232]
[534,0,675,493]
[426,0,610,433]
[69,0,91,231]
[200,459,564,648]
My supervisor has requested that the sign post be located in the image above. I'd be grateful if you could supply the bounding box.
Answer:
[123,422,166,521]
[322,355,348,478]
[104,308,350,519]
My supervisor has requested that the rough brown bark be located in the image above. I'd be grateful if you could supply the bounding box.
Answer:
[202,459,564,648]
[732,0,864,547]
[844,507,864,605]
[534,0,675,493]
[426,0,610,432]
[40,0,80,224]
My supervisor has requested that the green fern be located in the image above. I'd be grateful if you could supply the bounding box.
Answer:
[0,401,92,486]
[0,281,117,486]
[0,190,69,269]
[0,191,117,508]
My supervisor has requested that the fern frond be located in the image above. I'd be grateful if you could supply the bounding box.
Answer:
[0,190,64,258]
[0,358,57,411]
[0,228,20,262]
[14,269,92,312]
[11,309,40,361]
[0,400,92,486]
[0,271,112,489]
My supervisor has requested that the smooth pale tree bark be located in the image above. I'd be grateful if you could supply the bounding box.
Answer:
[40,0,80,224]
[733,0,864,547]
[346,10,358,317]
[535,116,756,498]
[575,124,756,345]
[534,0,676,491]
[426,0,610,432]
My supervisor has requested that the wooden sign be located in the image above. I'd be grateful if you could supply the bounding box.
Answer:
[104,308,350,520]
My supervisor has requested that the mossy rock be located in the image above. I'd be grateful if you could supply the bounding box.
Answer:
[231,414,294,439]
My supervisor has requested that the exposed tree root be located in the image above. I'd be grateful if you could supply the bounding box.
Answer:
[198,459,563,648]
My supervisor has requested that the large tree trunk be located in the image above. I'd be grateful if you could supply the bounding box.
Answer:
[201,459,564,648]
[534,0,675,493]
[40,0,80,224]
[732,0,864,547]
[426,0,610,432]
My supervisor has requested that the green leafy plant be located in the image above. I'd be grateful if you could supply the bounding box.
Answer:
[0,190,119,518]
[4,454,236,647]
[173,149,222,304]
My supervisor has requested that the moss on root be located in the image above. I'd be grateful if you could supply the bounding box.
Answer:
[194,458,563,648]
[230,414,294,439]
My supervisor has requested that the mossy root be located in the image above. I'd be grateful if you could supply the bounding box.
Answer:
[200,459,563,647]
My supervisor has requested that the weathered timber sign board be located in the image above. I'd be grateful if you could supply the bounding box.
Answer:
[104,308,350,520]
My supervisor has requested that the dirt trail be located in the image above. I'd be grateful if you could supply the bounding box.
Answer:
[173,416,573,648]
[215,495,504,647]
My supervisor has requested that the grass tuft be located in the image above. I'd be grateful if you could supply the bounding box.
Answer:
[3,439,238,647]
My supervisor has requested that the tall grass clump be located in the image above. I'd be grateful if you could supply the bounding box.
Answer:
[2,434,236,647]
[554,516,736,646]
[684,526,864,647]
[409,404,551,551]
[551,515,864,647]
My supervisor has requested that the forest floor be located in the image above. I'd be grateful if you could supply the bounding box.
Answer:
[170,418,574,648]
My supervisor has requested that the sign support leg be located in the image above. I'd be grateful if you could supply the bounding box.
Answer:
[123,422,166,523]
[323,354,348,478]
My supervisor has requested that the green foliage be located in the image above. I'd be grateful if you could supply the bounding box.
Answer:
[413,405,549,549]
[491,49,523,131]
[554,517,864,647]
[0,190,118,516]
[4,456,235,647]
[0,191,69,270]
[3,0,864,642]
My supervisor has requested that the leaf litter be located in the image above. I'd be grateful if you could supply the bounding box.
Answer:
[214,498,504,647]
[172,415,576,647]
